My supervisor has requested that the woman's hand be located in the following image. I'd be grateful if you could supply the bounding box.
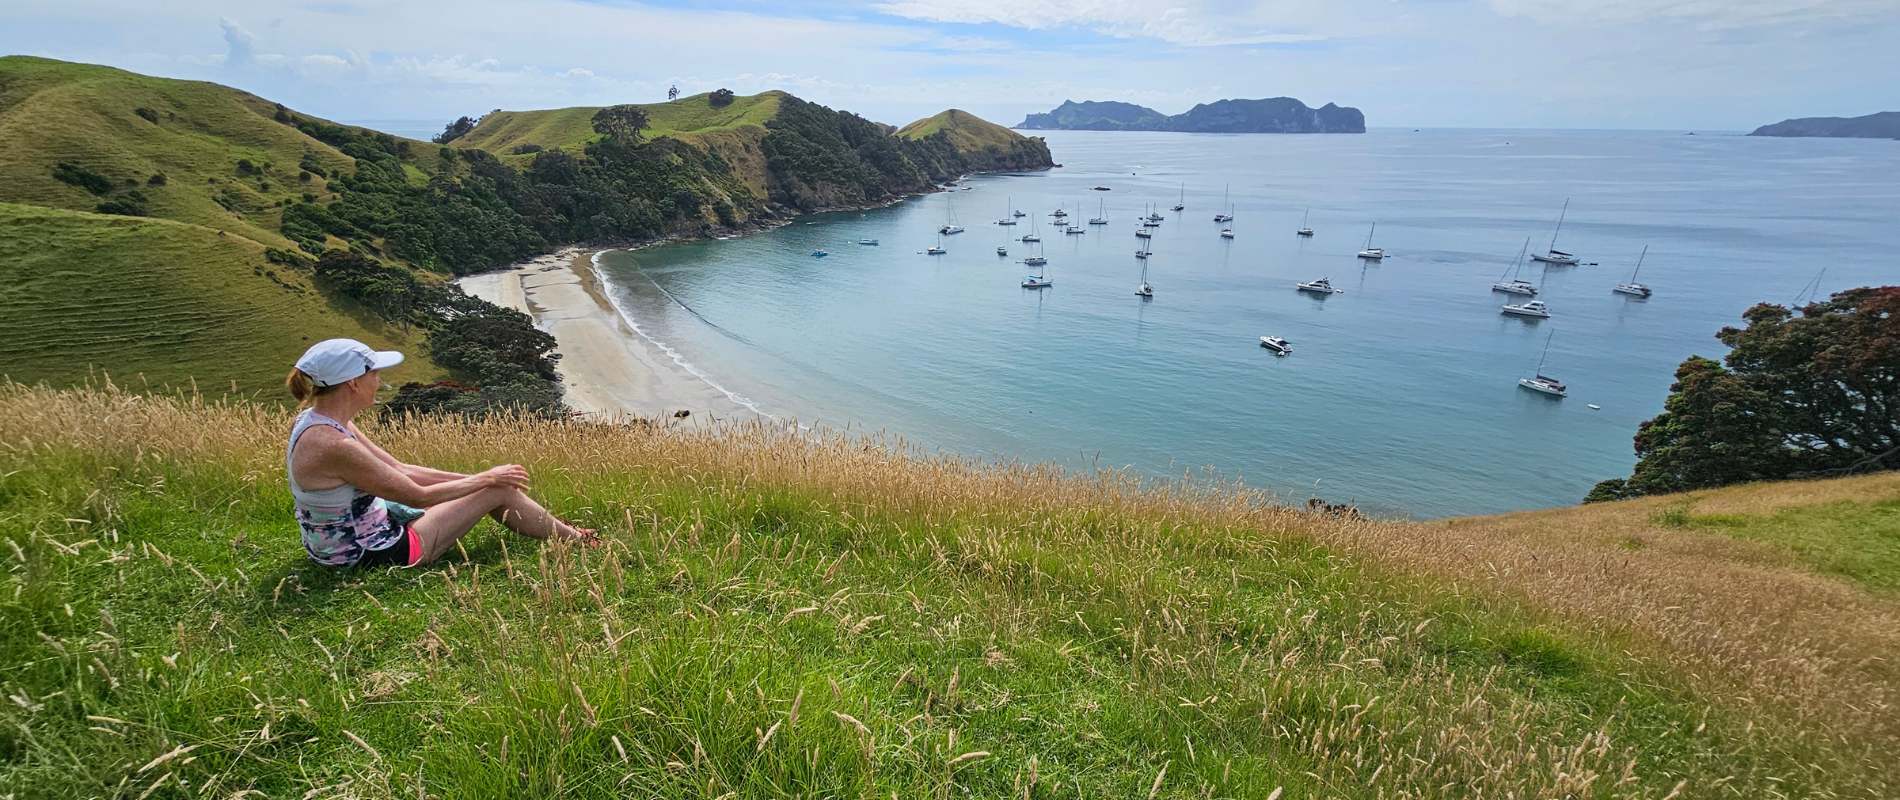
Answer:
[479,464,531,490]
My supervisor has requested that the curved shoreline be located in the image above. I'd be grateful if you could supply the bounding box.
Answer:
[455,247,760,424]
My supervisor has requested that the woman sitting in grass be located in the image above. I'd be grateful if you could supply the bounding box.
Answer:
[285,338,595,568]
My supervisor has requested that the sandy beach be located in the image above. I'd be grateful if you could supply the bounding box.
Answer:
[457,248,759,424]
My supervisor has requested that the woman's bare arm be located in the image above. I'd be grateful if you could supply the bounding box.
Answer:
[310,433,525,508]
[348,422,468,485]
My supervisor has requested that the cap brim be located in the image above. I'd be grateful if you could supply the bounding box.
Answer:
[369,350,405,371]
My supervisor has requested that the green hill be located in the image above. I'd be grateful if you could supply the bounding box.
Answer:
[456,90,788,155]
[2,383,1895,797]
[897,109,1054,172]
[0,57,451,395]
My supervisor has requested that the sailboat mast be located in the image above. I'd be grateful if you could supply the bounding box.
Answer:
[1549,198,1569,252]
[1536,330,1554,375]
[1630,245,1647,281]
[1514,237,1531,279]
[1365,223,1376,249]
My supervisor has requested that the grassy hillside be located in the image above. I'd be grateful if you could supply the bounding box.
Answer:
[898,109,1055,173]
[2,384,1894,798]
[0,57,455,393]
[0,203,441,396]
[457,91,787,155]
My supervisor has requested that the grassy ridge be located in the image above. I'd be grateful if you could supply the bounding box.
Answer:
[456,91,787,155]
[0,203,439,396]
[1,385,1894,798]
[896,109,1020,151]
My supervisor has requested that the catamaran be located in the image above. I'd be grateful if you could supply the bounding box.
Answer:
[939,196,964,235]
[1296,277,1340,294]
[1219,228,1234,239]
[1296,207,1314,237]
[1613,245,1653,297]
[1022,242,1052,287]
[1357,224,1384,260]
[1530,199,1580,265]
[1213,184,1233,223]
[1171,183,1185,212]
[1501,299,1550,318]
[1518,330,1567,397]
[1491,237,1537,296]
[1019,215,1041,243]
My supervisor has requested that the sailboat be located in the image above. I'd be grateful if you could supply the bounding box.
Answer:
[1518,330,1568,397]
[1135,255,1154,297]
[1065,200,1086,234]
[939,195,964,235]
[1613,245,1653,297]
[1020,215,1041,243]
[926,235,946,255]
[1357,224,1384,260]
[1530,199,1580,265]
[996,196,1017,226]
[1213,184,1233,223]
[1134,236,1151,259]
[1022,238,1052,287]
[1171,183,1185,212]
[996,244,1008,257]
[1089,197,1108,225]
[1296,207,1314,237]
[1491,237,1537,296]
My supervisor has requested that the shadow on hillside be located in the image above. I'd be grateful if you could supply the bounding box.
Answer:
[243,528,518,623]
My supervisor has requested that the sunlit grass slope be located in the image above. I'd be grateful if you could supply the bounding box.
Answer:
[457,91,787,155]
[0,204,439,396]
[897,109,1024,152]
[2,385,1895,798]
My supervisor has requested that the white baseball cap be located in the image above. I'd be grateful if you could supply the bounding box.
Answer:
[295,338,404,388]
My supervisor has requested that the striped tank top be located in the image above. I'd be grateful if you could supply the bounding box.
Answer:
[287,409,396,566]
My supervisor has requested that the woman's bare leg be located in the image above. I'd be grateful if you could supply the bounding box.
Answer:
[409,487,589,564]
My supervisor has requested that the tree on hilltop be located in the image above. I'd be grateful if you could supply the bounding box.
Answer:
[1589,286,1900,501]
[433,115,480,144]
[591,105,649,143]
[709,88,735,108]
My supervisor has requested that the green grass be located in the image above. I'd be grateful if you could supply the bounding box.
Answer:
[1679,497,1900,594]
[896,109,1023,153]
[458,91,787,156]
[0,203,439,397]
[1,387,1892,798]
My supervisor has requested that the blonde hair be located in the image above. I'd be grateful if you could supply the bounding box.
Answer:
[285,368,342,407]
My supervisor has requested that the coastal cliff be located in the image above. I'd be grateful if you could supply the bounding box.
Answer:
[1020,97,1365,133]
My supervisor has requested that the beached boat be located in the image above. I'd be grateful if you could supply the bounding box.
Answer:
[1296,277,1340,294]
[1491,237,1538,296]
[1259,336,1292,355]
[1530,199,1580,264]
[1501,299,1551,318]
[1357,223,1384,260]
[1613,245,1653,298]
[1518,330,1567,397]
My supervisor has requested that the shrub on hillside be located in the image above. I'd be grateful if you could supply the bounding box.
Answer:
[709,88,735,108]
[147,173,167,186]
[311,250,429,325]
[94,190,149,216]
[510,143,544,155]
[133,107,159,124]
[433,115,479,144]
[52,162,114,195]
[236,159,258,175]
[1589,286,1900,500]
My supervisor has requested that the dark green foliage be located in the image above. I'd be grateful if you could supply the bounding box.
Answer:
[433,115,479,144]
[236,158,258,175]
[133,106,159,123]
[1593,287,1900,500]
[591,105,649,143]
[298,153,327,178]
[146,173,166,186]
[1583,478,1630,504]
[709,88,735,108]
[51,162,113,195]
[312,250,429,325]
[510,143,544,155]
[94,189,148,216]
[762,96,934,210]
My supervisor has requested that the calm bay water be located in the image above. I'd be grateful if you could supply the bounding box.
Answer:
[593,129,1900,518]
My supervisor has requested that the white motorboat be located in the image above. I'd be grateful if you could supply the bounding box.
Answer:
[1023,255,1046,266]
[1065,224,1085,235]
[1356,223,1383,259]
[1501,299,1550,318]
[1022,276,1053,289]
[1219,228,1234,239]
[1530,199,1580,264]
[857,238,879,246]
[1259,336,1292,356]
[1491,237,1538,295]
[1296,277,1340,294]
[996,218,1017,226]
[811,249,828,257]
[939,224,965,235]
[1613,245,1653,298]
[1296,207,1314,237]
[996,245,1008,256]
[1020,234,1041,243]
[1518,330,1567,397]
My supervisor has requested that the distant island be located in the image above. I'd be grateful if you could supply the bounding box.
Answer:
[1018,98,1365,134]
[1748,111,1900,139]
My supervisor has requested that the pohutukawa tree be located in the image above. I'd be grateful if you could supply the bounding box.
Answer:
[1589,286,1899,501]
[590,104,650,144]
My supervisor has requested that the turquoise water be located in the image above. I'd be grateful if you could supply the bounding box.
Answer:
[594,129,1900,518]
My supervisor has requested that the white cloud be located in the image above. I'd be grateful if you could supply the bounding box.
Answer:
[218,16,254,68]
[871,0,1330,46]
[1487,0,1897,29]
[561,67,595,79]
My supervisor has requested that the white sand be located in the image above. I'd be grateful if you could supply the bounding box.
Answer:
[457,248,758,424]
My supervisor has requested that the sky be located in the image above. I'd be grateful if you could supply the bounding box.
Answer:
[5,0,1898,133]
